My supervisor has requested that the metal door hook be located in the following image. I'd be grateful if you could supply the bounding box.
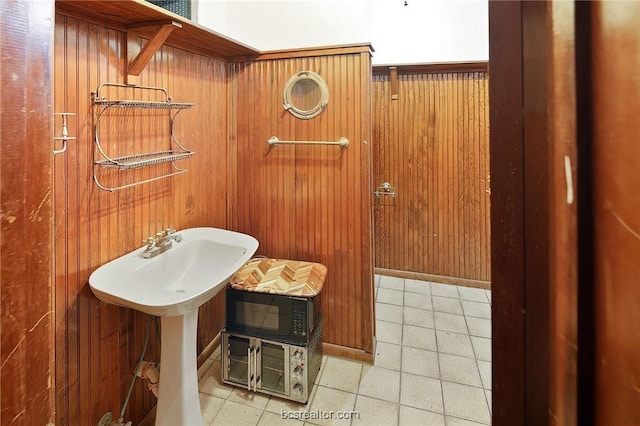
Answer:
[374,182,397,198]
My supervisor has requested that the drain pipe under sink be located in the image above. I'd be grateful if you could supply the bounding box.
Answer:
[136,361,160,398]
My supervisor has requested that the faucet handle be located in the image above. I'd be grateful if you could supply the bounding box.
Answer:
[156,231,166,239]
[165,228,176,235]
[143,237,156,247]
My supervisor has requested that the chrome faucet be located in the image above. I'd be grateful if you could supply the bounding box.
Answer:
[141,228,182,259]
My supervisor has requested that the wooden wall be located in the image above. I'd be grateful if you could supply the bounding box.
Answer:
[0,1,55,424]
[591,2,640,424]
[53,12,230,424]
[231,49,375,353]
[372,68,490,283]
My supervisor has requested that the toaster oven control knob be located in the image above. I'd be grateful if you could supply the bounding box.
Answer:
[293,350,304,361]
[293,382,304,394]
[293,365,304,376]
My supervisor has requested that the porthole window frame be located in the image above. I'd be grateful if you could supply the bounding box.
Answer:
[283,70,329,120]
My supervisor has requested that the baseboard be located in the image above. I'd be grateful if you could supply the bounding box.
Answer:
[374,268,491,290]
[197,332,222,367]
[322,342,374,364]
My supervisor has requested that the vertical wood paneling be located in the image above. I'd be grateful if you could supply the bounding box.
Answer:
[0,1,55,424]
[231,51,374,351]
[373,71,490,283]
[53,13,229,424]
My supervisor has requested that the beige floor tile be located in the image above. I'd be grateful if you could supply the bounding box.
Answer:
[377,288,404,306]
[401,347,440,379]
[352,395,399,426]
[403,307,434,328]
[457,286,490,303]
[199,360,234,399]
[434,312,468,334]
[477,360,491,390]
[376,302,404,324]
[211,399,263,426]
[438,353,482,387]
[404,279,432,295]
[400,373,443,413]
[403,293,432,310]
[374,341,402,371]
[485,389,492,415]
[430,283,459,299]
[264,385,317,414]
[466,317,491,339]
[198,358,215,380]
[403,325,437,351]
[470,336,491,362]
[307,386,357,426]
[441,382,491,424]
[445,417,489,426]
[377,320,403,345]
[432,296,464,315]
[399,406,445,426]
[461,300,491,319]
[200,393,225,424]
[380,276,405,291]
[258,410,304,426]
[228,387,271,410]
[318,357,363,393]
[435,331,475,358]
[358,365,401,403]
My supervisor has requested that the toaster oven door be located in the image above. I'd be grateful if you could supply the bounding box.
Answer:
[222,332,290,397]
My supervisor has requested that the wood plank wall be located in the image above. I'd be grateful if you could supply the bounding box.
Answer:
[0,1,55,424]
[231,50,375,352]
[53,12,229,424]
[592,2,640,424]
[372,70,490,283]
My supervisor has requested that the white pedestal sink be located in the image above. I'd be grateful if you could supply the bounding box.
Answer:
[89,227,259,426]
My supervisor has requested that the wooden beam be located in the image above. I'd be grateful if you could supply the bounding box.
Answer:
[389,66,399,100]
[127,20,181,76]
[372,61,489,75]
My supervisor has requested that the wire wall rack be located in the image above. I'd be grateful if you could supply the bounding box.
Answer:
[91,83,195,192]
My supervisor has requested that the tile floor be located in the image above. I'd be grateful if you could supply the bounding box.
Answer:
[194,275,492,425]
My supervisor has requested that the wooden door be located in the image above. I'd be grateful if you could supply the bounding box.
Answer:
[372,66,491,287]
[591,2,640,423]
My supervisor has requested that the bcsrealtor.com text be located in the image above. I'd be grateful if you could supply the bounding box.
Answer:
[280,409,361,420]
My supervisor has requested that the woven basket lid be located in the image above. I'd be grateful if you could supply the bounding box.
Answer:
[229,258,327,297]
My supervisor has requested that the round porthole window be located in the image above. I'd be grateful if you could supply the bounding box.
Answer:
[283,71,329,119]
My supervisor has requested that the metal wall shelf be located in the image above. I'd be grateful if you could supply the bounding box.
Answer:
[91,83,195,191]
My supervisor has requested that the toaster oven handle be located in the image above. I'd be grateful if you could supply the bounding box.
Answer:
[253,346,259,392]
[247,347,252,391]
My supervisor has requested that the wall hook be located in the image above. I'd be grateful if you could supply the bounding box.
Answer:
[54,112,76,154]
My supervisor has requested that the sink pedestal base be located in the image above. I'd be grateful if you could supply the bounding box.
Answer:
[156,310,202,426]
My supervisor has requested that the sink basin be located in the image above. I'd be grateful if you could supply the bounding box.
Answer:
[89,227,259,317]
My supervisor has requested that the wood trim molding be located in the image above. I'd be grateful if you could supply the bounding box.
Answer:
[323,342,374,364]
[489,0,526,424]
[233,44,374,62]
[197,332,221,368]
[375,268,491,290]
[373,61,488,75]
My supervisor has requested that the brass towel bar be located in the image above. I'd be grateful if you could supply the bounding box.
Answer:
[267,136,349,148]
